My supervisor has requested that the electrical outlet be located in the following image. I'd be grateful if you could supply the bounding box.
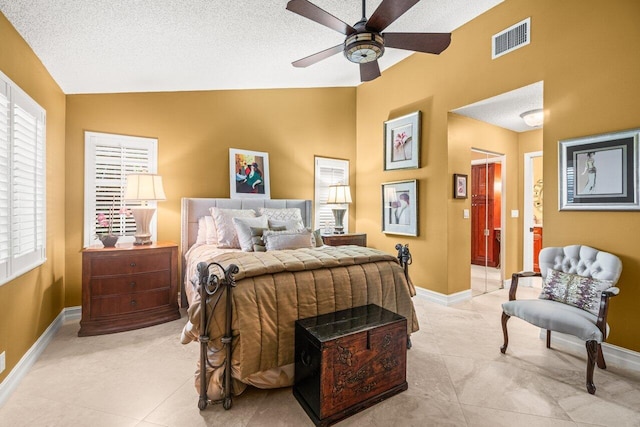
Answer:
[0,351,5,374]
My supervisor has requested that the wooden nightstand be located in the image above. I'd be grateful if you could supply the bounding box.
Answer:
[79,242,180,337]
[322,233,367,247]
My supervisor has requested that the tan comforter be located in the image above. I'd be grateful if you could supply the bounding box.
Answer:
[181,245,419,399]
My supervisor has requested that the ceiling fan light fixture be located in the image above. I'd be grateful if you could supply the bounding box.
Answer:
[344,32,384,64]
[520,109,544,127]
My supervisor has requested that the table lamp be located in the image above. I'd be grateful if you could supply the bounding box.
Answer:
[124,173,166,245]
[326,184,352,234]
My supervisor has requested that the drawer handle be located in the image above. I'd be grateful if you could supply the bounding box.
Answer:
[129,282,136,287]
[130,300,137,306]
[300,350,312,367]
[130,262,137,267]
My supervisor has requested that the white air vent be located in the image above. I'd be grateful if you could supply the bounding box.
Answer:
[492,18,530,59]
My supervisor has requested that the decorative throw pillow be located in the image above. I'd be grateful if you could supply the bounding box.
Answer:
[250,226,286,252]
[268,218,305,230]
[312,229,324,247]
[263,229,313,251]
[210,207,256,248]
[540,269,613,315]
[233,216,268,251]
[259,207,302,222]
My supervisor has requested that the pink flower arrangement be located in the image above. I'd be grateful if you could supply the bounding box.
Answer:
[96,199,132,237]
[394,131,408,149]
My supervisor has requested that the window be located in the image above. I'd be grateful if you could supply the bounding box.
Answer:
[0,70,46,286]
[314,157,350,232]
[84,132,158,247]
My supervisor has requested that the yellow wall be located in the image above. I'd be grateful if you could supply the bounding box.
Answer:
[0,13,67,383]
[355,0,640,351]
[64,88,356,305]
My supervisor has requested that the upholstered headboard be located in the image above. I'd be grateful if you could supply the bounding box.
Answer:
[180,198,312,305]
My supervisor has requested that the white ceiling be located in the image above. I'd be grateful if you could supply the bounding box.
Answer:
[0,0,503,94]
[0,0,542,133]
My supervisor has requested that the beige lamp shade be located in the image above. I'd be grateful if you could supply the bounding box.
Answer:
[124,173,166,201]
[326,184,352,204]
[124,173,166,245]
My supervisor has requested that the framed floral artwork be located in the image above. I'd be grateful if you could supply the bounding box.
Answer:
[382,179,418,236]
[229,148,271,199]
[384,111,421,170]
[453,174,468,199]
[559,128,640,210]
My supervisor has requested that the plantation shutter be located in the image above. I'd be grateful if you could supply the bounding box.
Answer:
[314,157,349,232]
[84,132,158,248]
[0,70,46,285]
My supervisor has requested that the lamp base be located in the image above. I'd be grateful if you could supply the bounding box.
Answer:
[131,207,156,246]
[332,208,346,235]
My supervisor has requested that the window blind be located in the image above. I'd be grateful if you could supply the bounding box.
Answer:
[314,157,349,232]
[0,71,46,285]
[84,132,158,247]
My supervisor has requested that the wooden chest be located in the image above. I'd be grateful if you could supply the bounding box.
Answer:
[79,242,180,337]
[293,304,407,426]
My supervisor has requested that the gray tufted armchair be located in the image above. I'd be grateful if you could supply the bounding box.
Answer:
[500,245,622,394]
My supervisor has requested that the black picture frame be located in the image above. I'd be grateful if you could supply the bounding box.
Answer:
[453,174,468,199]
[559,128,640,210]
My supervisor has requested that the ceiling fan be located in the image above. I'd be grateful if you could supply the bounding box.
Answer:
[286,0,451,82]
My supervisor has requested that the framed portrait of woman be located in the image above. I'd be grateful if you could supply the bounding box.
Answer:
[559,128,640,210]
[229,148,271,199]
[382,180,418,236]
[384,111,421,170]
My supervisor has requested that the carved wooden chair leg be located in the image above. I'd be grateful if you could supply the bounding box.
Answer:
[546,330,551,348]
[500,312,510,354]
[585,340,598,394]
[596,344,607,369]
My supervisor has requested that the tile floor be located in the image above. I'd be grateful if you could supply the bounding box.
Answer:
[1,286,639,427]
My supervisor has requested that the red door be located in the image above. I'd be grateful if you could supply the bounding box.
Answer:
[471,163,498,267]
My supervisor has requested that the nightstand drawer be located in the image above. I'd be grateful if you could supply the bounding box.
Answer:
[90,270,171,296]
[89,251,171,276]
[90,288,172,319]
[322,233,367,247]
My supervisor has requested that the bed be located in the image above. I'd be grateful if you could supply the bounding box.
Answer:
[179,197,419,410]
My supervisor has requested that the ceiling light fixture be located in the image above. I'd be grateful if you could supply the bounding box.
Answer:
[520,109,544,127]
[344,32,384,64]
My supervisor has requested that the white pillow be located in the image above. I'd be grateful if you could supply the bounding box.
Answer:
[204,215,217,245]
[196,217,207,245]
[263,229,313,251]
[233,216,268,252]
[210,207,256,248]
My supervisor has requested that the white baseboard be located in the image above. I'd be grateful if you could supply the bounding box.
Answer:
[539,329,640,373]
[0,306,80,408]
[415,286,472,306]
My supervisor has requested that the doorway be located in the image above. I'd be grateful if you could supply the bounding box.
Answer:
[523,151,544,287]
[470,149,504,295]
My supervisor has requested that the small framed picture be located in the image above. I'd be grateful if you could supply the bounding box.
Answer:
[559,128,640,210]
[453,174,468,199]
[229,148,270,199]
[382,180,418,236]
[384,111,421,170]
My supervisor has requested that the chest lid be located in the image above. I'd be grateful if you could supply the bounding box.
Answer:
[296,304,405,344]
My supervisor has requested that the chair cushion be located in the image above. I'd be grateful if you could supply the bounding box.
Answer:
[540,269,613,315]
[502,299,607,342]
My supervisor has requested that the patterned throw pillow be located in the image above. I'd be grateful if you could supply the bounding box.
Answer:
[540,269,613,315]
[258,207,302,222]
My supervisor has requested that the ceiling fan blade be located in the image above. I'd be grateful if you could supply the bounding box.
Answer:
[360,61,381,82]
[366,0,420,32]
[286,0,356,35]
[384,32,452,54]
[292,44,344,68]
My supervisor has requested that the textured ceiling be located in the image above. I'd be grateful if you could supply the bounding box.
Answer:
[452,81,544,133]
[0,0,503,94]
